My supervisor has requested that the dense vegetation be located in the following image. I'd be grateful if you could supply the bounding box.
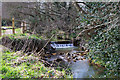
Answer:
[1,50,71,78]
[85,2,120,78]
[1,2,120,78]
[88,26,120,78]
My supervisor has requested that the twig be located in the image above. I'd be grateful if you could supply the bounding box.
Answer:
[37,34,55,56]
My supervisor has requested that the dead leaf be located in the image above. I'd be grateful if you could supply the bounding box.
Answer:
[52,53,56,55]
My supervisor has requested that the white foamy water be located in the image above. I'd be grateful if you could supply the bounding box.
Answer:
[50,43,74,49]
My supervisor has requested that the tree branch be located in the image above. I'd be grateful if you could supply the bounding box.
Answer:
[76,18,118,39]
[73,2,88,14]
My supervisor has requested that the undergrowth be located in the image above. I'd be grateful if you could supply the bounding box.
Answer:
[1,51,72,78]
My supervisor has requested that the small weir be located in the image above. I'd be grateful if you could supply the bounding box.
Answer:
[50,41,74,49]
[0,37,102,78]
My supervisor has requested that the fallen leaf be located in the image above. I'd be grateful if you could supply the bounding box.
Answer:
[52,53,56,55]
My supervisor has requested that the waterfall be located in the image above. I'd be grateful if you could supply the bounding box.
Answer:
[50,41,74,49]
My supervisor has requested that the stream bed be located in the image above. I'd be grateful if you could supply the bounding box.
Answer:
[0,44,103,78]
[47,47,103,78]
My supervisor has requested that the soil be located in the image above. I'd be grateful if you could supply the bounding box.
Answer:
[1,36,55,54]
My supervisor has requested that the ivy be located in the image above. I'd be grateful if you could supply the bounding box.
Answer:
[88,26,120,78]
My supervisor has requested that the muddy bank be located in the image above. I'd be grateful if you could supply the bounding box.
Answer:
[0,37,105,78]
[1,36,55,54]
[0,37,88,67]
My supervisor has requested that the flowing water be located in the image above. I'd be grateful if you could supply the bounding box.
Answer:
[50,42,102,78]
[50,41,74,49]
[69,59,95,78]
[56,48,96,78]
[0,42,102,78]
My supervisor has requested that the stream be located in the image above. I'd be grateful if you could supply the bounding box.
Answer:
[56,48,96,78]
[50,42,103,78]
[0,42,103,78]
[69,58,95,78]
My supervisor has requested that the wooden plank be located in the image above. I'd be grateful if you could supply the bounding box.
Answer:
[2,27,13,30]
[1,27,20,30]
[12,18,15,34]
[0,16,1,36]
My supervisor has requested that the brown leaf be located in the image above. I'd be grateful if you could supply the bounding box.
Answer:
[52,53,56,55]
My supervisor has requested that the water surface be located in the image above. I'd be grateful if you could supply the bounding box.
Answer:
[54,46,101,78]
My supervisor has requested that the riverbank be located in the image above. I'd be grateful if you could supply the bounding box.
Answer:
[1,34,118,78]
[0,35,73,78]
[0,49,72,78]
[0,36,96,78]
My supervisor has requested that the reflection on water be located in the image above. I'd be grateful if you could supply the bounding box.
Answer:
[70,59,95,78]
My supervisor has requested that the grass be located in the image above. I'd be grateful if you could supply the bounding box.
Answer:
[0,27,43,40]
[1,26,13,28]
[0,28,73,78]
[1,51,72,78]
[0,27,73,41]
[1,26,22,37]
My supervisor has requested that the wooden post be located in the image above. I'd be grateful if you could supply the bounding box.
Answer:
[12,18,15,34]
[24,21,26,33]
[0,16,1,37]
[22,21,25,33]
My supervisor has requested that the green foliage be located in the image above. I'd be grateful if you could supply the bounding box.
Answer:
[1,51,71,78]
[2,32,43,40]
[88,26,120,78]
[0,66,21,78]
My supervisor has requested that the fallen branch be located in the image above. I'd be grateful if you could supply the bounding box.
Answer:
[37,34,55,56]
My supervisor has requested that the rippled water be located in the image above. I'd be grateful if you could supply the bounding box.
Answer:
[70,59,95,78]
[54,47,101,78]
[0,43,102,78]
